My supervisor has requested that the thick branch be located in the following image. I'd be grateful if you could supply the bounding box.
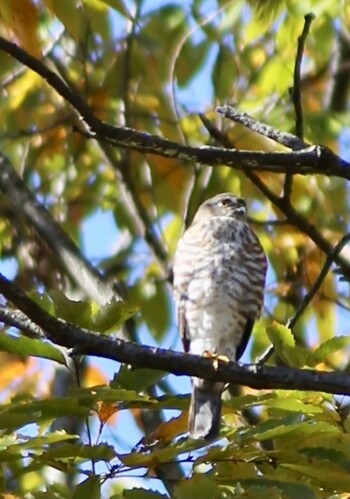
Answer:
[0,154,121,305]
[79,129,350,178]
[0,36,349,179]
[1,272,350,396]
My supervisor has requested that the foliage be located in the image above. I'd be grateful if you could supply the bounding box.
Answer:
[0,0,349,497]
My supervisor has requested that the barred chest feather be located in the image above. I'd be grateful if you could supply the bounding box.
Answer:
[174,215,266,360]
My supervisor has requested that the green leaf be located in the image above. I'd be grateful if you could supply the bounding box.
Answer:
[0,431,77,462]
[0,334,67,365]
[299,446,350,470]
[111,365,165,392]
[266,397,324,414]
[266,322,295,349]
[30,482,70,499]
[245,417,341,444]
[314,336,350,364]
[238,479,317,499]
[97,0,133,19]
[89,299,139,333]
[212,44,237,100]
[72,476,101,499]
[132,275,170,342]
[42,442,115,463]
[69,386,155,407]
[48,0,83,42]
[120,438,194,470]
[174,474,220,499]
[239,413,303,442]
[123,489,169,499]
[0,397,91,431]
[266,323,315,367]
[27,290,55,316]
[283,462,350,489]
[48,290,138,333]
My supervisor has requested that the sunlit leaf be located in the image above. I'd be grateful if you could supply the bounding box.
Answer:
[0,0,41,57]
[48,290,138,333]
[314,336,350,364]
[143,413,188,444]
[44,0,82,41]
[0,334,67,365]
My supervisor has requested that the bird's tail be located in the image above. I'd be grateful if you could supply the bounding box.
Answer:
[189,378,224,440]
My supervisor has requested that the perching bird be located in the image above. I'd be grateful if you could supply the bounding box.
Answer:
[173,193,267,440]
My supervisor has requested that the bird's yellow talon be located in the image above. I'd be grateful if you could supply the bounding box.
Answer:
[203,351,230,370]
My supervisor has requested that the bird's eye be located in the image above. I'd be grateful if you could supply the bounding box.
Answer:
[219,198,231,206]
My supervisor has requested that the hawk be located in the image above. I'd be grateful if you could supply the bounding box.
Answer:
[173,193,267,440]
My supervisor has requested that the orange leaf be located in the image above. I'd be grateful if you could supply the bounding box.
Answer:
[143,412,188,444]
[95,401,119,426]
[0,353,27,391]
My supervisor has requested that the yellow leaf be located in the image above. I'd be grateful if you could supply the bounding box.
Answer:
[0,354,27,390]
[83,364,108,388]
[143,413,188,444]
[0,0,41,57]
[143,155,192,213]
[8,71,42,110]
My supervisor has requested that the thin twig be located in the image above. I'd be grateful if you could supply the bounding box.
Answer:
[287,232,350,330]
[292,13,315,140]
[217,105,307,150]
[284,12,316,201]
[258,231,350,364]
[199,114,350,283]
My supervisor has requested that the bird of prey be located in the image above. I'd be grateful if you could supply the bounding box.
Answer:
[173,193,267,440]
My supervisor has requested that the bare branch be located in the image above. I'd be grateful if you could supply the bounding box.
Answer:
[1,271,350,396]
[292,13,315,140]
[287,232,350,329]
[217,105,307,150]
[199,114,350,282]
[0,305,45,338]
[0,36,349,179]
[284,13,315,201]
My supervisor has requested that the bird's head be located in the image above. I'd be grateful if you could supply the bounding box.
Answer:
[194,193,247,222]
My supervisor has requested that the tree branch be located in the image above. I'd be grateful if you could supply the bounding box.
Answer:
[0,305,45,338]
[284,13,315,201]
[216,105,307,150]
[292,13,315,140]
[0,271,350,396]
[0,154,122,305]
[0,36,349,179]
[287,232,350,329]
[199,114,350,282]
